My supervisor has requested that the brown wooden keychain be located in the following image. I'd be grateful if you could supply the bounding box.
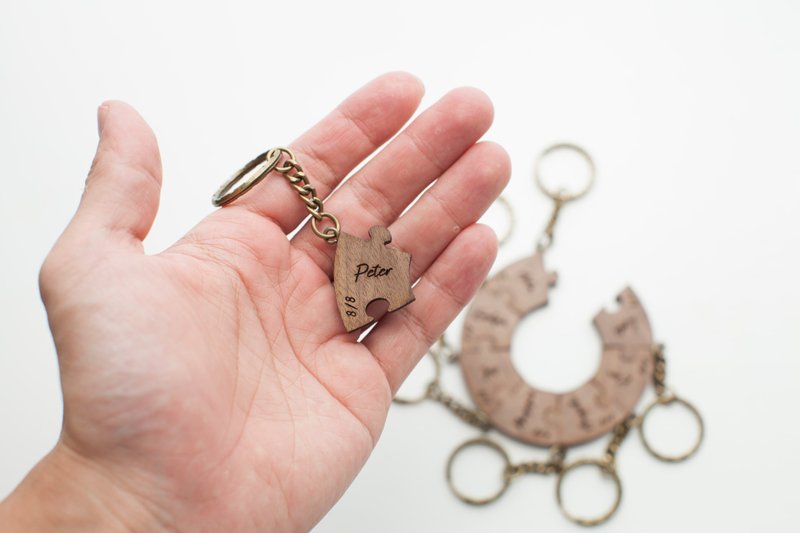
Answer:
[212,147,415,332]
[394,143,704,527]
[460,262,654,447]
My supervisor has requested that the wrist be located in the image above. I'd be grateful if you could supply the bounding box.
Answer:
[0,443,168,532]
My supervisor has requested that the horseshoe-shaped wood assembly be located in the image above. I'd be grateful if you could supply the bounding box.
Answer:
[460,252,655,446]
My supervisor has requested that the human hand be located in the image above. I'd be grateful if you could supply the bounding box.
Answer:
[0,73,509,531]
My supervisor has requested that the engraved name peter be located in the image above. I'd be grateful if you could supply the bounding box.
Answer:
[353,263,393,283]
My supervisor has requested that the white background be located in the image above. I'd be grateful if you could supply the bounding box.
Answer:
[1,1,799,531]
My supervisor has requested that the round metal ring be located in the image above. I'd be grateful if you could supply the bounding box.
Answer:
[556,459,622,527]
[534,143,595,202]
[212,148,282,207]
[494,196,515,247]
[273,147,298,173]
[446,437,512,505]
[393,352,442,405]
[638,395,704,463]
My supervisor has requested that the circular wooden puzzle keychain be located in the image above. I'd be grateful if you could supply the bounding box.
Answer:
[395,144,704,526]
[213,147,415,332]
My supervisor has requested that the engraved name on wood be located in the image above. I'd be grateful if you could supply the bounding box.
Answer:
[333,226,415,332]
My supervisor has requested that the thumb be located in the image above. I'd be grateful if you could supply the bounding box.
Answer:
[71,100,163,248]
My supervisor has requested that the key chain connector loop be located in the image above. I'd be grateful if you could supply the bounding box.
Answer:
[446,437,512,505]
[534,143,595,203]
[638,395,704,463]
[492,196,516,247]
[555,458,622,527]
[212,148,282,207]
[311,212,340,243]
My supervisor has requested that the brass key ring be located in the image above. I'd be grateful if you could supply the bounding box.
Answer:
[445,437,512,505]
[638,394,704,462]
[212,148,282,206]
[493,196,515,247]
[555,459,622,527]
[534,143,595,250]
[534,143,596,202]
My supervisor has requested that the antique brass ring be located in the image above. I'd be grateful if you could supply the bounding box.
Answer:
[446,437,512,505]
[534,143,595,202]
[494,196,515,246]
[393,352,442,405]
[556,459,622,527]
[310,211,340,243]
[212,148,282,207]
[274,147,298,174]
[638,395,704,462]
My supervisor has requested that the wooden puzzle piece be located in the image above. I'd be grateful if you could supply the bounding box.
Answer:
[460,251,655,446]
[593,287,653,347]
[333,226,415,332]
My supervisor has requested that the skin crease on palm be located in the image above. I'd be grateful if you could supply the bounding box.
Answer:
[0,72,511,532]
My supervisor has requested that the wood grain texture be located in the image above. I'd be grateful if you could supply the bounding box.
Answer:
[460,252,654,446]
[333,226,415,332]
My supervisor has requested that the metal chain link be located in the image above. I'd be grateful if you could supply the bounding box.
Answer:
[586,346,674,469]
[652,343,668,398]
[424,336,490,429]
[537,196,566,250]
[505,445,566,479]
[273,148,340,244]
[426,381,492,431]
[603,415,637,467]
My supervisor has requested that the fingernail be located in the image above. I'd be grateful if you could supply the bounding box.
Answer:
[97,104,110,135]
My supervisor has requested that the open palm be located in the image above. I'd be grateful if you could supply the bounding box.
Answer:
[10,73,509,532]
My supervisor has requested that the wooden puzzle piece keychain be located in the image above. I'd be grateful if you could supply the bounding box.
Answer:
[395,144,705,526]
[212,147,415,332]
